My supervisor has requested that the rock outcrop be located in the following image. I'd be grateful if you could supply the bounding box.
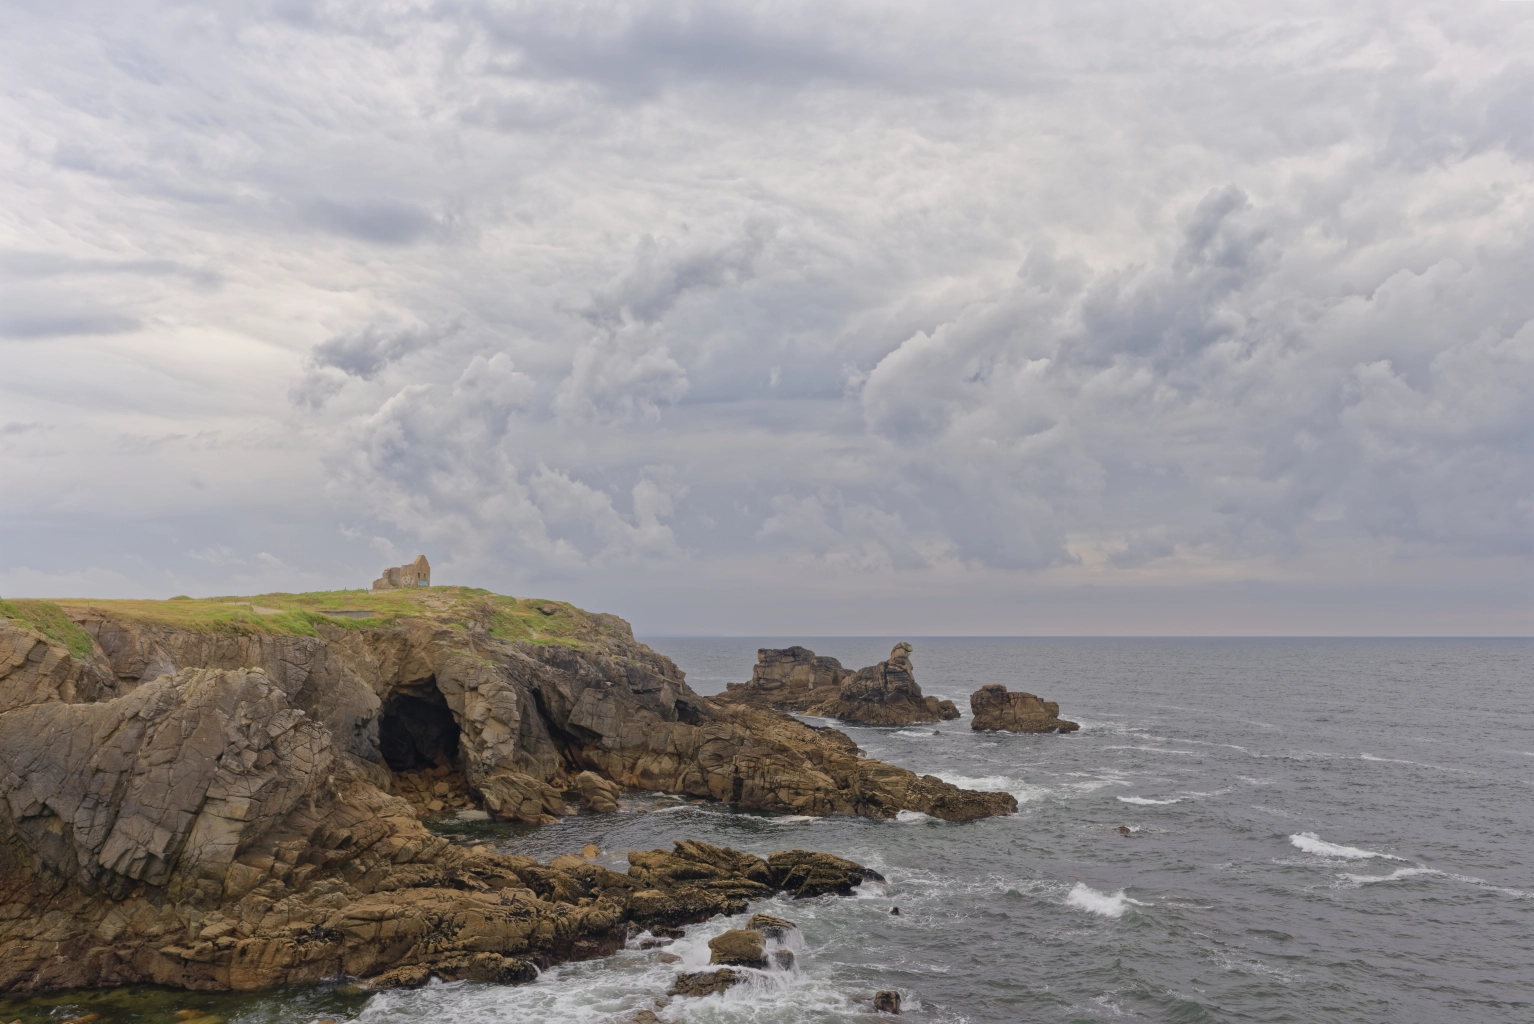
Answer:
[720,642,960,726]
[720,646,850,713]
[0,592,1012,994]
[969,684,1080,733]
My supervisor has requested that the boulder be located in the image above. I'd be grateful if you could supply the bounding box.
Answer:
[708,928,767,967]
[572,770,623,813]
[969,684,1080,733]
[480,770,567,823]
[874,990,902,1014]
[668,968,743,997]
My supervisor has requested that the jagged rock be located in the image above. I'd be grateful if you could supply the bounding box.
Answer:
[746,913,796,940]
[718,646,851,712]
[812,643,960,725]
[571,770,623,813]
[769,849,884,898]
[708,928,767,967]
[480,770,567,823]
[721,642,960,726]
[0,596,1011,995]
[969,684,1080,733]
[667,968,742,997]
[874,990,902,1013]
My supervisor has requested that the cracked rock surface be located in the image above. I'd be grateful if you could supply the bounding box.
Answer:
[0,600,1010,993]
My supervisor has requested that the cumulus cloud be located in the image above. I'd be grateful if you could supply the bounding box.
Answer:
[1,0,1530,631]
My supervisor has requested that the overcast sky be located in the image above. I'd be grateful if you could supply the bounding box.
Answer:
[2,1,1530,635]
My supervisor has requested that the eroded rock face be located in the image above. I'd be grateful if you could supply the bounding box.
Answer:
[969,684,1080,733]
[717,640,957,726]
[813,643,961,725]
[0,604,1012,994]
[719,647,850,713]
[722,642,960,726]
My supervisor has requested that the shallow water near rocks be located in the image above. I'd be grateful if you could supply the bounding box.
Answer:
[6,637,1531,1024]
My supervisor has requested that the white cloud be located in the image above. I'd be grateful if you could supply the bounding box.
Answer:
[1,0,1530,630]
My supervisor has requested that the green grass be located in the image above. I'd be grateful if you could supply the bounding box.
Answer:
[38,587,629,651]
[0,599,96,658]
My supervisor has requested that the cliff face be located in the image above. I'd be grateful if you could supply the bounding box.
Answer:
[0,593,1013,993]
[720,642,961,726]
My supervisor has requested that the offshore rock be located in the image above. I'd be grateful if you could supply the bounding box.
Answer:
[0,596,1010,994]
[721,642,960,726]
[707,928,767,967]
[668,967,743,997]
[719,646,851,713]
[746,913,797,940]
[874,990,902,1014]
[969,684,1080,733]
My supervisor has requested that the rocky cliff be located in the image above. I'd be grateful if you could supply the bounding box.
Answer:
[0,591,1014,993]
[969,684,1080,733]
[720,642,960,726]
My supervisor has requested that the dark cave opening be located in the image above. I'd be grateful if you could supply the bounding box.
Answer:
[378,688,461,772]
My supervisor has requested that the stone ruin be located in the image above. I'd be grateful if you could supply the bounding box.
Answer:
[372,554,431,591]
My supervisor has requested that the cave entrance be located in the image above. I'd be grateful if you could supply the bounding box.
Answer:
[378,687,461,772]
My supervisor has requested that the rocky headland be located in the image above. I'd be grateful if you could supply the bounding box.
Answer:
[0,590,1012,994]
[969,684,1080,733]
[720,642,960,726]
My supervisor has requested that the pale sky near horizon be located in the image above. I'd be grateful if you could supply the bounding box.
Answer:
[2,1,1531,636]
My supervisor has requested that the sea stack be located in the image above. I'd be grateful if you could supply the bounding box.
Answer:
[969,684,1080,733]
[720,642,960,726]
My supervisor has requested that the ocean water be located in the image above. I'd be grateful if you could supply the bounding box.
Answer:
[6,637,1532,1024]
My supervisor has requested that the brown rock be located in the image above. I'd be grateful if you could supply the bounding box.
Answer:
[746,913,797,940]
[667,968,743,997]
[708,928,767,967]
[874,990,902,1014]
[717,646,851,712]
[772,949,795,970]
[572,770,623,814]
[969,684,1080,733]
[582,843,601,860]
[0,596,1008,997]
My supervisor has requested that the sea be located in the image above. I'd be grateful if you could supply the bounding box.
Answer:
[5,637,1531,1024]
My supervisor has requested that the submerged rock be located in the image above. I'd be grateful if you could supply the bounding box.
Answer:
[668,968,743,997]
[746,913,797,940]
[874,990,902,1014]
[969,684,1080,733]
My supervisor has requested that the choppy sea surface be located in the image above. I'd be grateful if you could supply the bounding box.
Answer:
[7,637,1532,1024]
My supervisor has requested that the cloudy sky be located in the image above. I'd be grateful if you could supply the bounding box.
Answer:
[2,1,1530,635]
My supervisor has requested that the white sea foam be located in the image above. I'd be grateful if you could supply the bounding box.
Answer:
[1338,866,1441,886]
[1118,796,1180,805]
[940,773,1051,804]
[895,809,932,823]
[1065,882,1145,918]
[1289,832,1404,861]
[1102,745,1200,755]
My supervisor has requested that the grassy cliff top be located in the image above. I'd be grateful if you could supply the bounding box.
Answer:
[4,587,628,650]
